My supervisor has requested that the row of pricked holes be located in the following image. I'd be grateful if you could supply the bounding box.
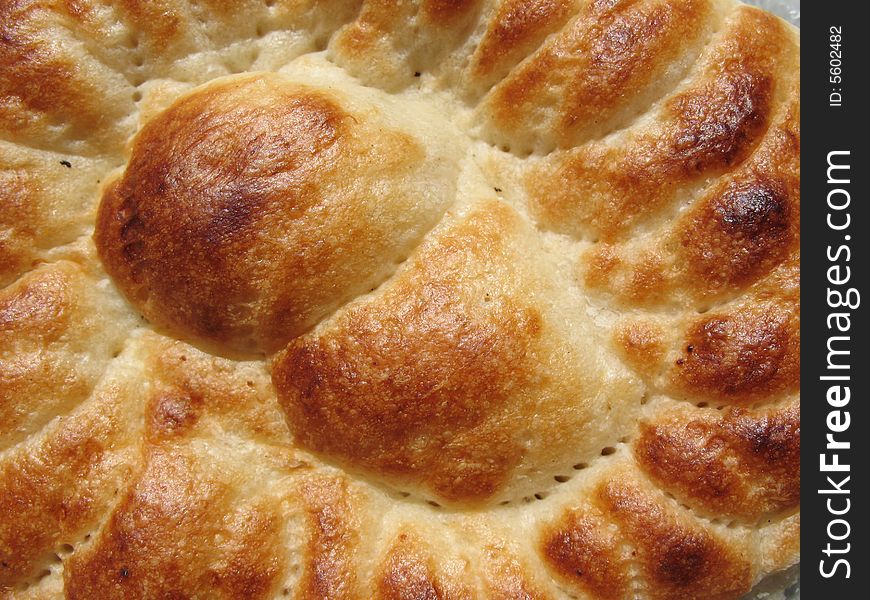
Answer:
[393,438,632,511]
[504,438,631,506]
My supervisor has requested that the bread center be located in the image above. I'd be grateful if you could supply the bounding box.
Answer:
[94,72,461,355]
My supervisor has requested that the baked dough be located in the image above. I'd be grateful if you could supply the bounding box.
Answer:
[0,0,799,598]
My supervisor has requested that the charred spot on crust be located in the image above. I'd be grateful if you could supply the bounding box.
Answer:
[680,178,795,295]
[521,6,791,241]
[718,181,789,234]
[1,0,801,596]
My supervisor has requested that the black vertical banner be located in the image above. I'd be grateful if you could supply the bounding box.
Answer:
[802,2,868,597]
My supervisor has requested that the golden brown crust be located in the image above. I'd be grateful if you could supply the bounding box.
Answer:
[609,263,799,411]
[669,301,799,402]
[0,261,136,451]
[271,204,539,502]
[297,477,361,600]
[273,200,643,504]
[635,402,800,520]
[576,75,799,309]
[613,319,668,379]
[525,5,796,241]
[64,447,287,599]
[468,0,580,94]
[679,178,792,292]
[481,0,723,152]
[95,73,458,355]
[600,479,754,600]
[0,359,144,589]
[0,144,115,288]
[540,462,765,600]
[541,503,630,600]
[58,333,302,599]
[0,0,799,597]
[377,532,467,600]
[378,535,442,600]
[676,101,800,298]
[0,0,135,155]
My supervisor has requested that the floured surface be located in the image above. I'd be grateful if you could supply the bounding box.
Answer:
[0,1,799,598]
